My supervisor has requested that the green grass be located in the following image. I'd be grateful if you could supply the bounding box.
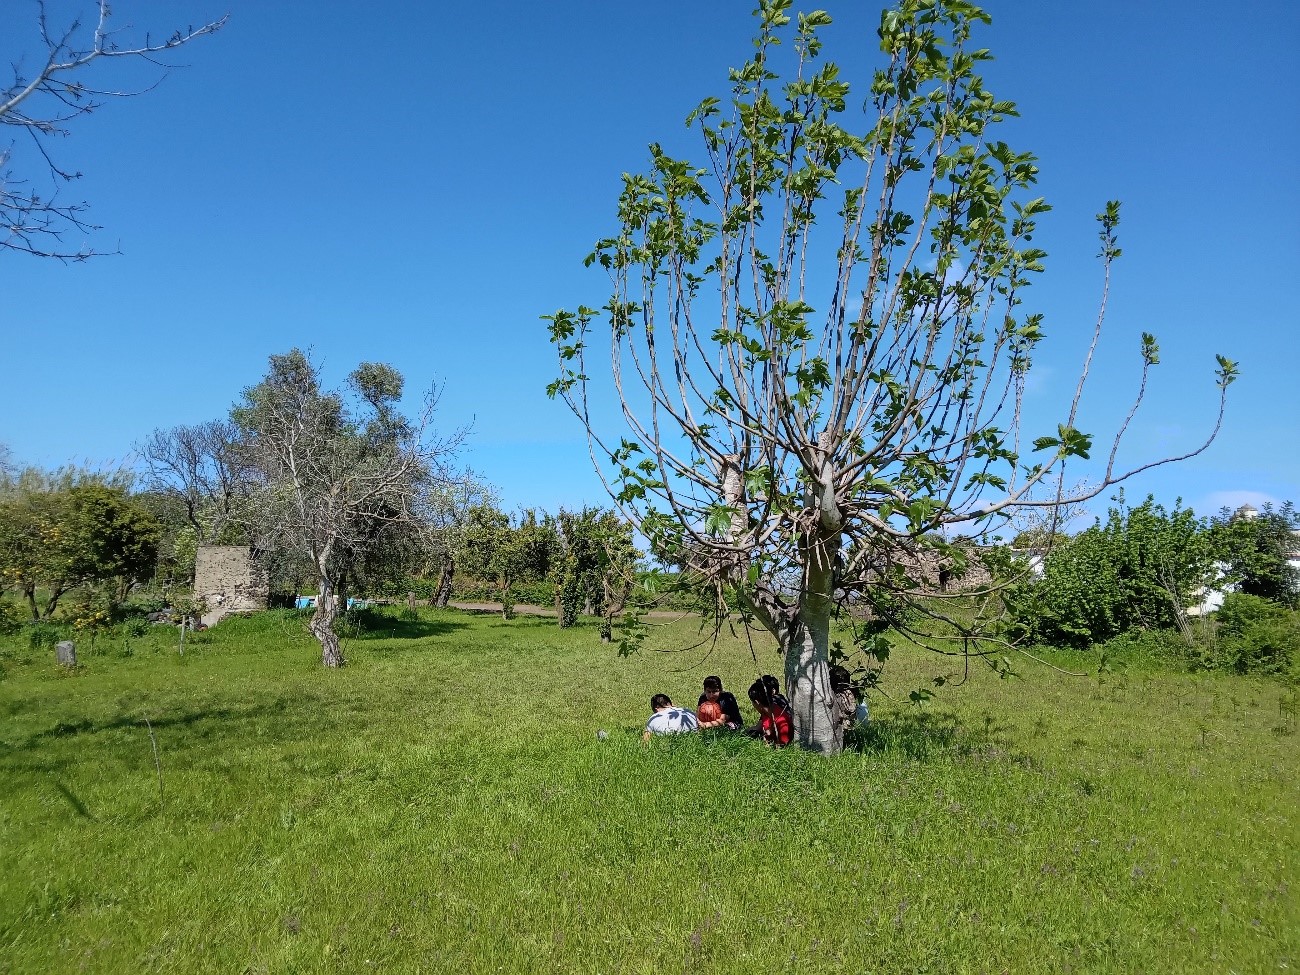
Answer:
[1,607,1296,973]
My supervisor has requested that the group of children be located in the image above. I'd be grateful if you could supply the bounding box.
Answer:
[643,668,866,746]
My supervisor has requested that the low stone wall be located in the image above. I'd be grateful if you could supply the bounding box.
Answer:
[194,546,269,626]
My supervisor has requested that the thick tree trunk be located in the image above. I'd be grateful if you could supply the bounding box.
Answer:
[785,534,840,754]
[311,573,344,667]
[23,583,39,621]
[433,559,454,608]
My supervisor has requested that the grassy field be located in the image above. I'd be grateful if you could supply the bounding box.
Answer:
[1,607,1296,974]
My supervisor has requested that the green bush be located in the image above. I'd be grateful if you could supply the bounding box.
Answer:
[122,617,150,638]
[1213,593,1300,676]
[121,589,169,617]
[1011,497,1211,648]
[25,620,68,650]
[0,600,23,635]
[450,576,558,607]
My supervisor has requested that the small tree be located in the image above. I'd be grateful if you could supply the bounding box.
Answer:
[546,0,1235,752]
[552,508,640,638]
[1011,496,1212,647]
[2,1,224,259]
[457,504,557,620]
[232,350,462,666]
[1209,502,1299,607]
[138,420,249,545]
[0,479,160,619]
[425,474,497,608]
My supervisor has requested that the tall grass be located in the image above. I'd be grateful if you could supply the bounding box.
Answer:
[1,608,1295,973]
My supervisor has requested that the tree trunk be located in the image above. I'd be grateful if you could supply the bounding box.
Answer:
[433,559,454,608]
[41,582,68,620]
[785,542,840,754]
[311,573,344,667]
[499,573,514,620]
[23,583,39,621]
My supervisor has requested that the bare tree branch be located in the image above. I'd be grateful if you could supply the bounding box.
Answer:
[1,0,225,260]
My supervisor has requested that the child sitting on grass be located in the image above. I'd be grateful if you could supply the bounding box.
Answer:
[696,675,744,730]
[747,677,793,746]
[830,664,867,741]
[642,694,699,741]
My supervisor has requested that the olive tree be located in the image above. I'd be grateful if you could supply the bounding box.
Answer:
[545,0,1236,753]
[425,473,498,608]
[2,1,224,259]
[233,350,462,667]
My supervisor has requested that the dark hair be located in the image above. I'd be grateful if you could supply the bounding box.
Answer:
[650,693,673,710]
[748,678,772,707]
[703,676,723,692]
[761,674,782,698]
[829,665,851,691]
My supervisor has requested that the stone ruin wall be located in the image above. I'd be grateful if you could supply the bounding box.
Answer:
[194,545,269,627]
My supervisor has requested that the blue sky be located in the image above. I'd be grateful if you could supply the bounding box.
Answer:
[2,0,1297,524]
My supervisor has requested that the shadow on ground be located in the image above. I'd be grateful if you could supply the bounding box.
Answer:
[849,709,1032,766]
[342,612,469,641]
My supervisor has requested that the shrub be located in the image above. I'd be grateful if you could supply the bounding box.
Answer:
[122,617,150,638]
[0,600,22,635]
[1011,497,1211,648]
[25,621,68,650]
[1213,594,1300,676]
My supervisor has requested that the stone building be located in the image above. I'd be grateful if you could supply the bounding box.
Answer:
[193,545,269,626]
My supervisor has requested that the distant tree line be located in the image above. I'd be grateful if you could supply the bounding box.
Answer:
[0,349,647,665]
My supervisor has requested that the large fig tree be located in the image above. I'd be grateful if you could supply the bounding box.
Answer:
[546,0,1235,753]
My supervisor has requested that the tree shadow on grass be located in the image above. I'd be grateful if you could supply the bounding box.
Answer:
[51,778,96,819]
[344,614,468,642]
[4,694,341,772]
[848,709,1034,767]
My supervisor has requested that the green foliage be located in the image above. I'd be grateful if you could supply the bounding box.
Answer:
[449,576,557,608]
[1210,593,1300,676]
[0,600,20,635]
[1011,496,1211,647]
[456,505,559,618]
[24,620,68,650]
[0,480,161,620]
[1208,502,1300,606]
[551,508,640,630]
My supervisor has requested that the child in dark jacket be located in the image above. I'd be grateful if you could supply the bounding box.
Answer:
[696,675,744,730]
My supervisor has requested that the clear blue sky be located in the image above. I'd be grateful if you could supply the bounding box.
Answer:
[3,0,1297,523]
